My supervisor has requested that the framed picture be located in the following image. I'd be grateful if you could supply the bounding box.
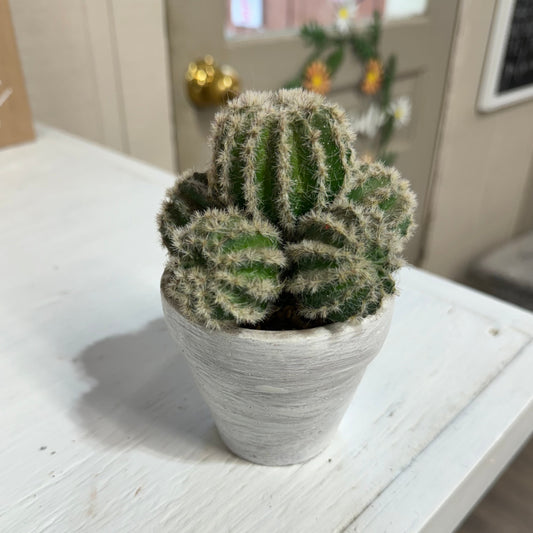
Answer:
[478,0,533,112]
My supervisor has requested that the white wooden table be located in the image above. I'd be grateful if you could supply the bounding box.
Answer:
[1,126,532,533]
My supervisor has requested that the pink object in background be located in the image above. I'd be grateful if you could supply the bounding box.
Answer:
[358,0,386,19]
[230,0,263,29]
[263,0,290,31]
[227,0,387,37]
[292,0,337,28]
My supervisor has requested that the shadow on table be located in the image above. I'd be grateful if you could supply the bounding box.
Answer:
[74,318,238,464]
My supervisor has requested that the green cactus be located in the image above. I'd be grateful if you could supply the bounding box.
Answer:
[285,210,396,322]
[158,89,417,330]
[283,160,416,323]
[208,89,357,234]
[157,169,220,252]
[163,208,286,330]
[336,161,417,241]
[285,238,383,322]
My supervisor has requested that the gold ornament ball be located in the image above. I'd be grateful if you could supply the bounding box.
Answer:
[185,56,240,107]
[185,55,216,107]
[207,64,240,106]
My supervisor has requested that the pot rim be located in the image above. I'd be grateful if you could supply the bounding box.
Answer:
[161,268,395,342]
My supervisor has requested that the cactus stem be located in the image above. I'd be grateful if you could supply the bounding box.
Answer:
[242,111,264,218]
[276,112,295,231]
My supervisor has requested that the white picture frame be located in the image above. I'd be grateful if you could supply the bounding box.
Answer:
[478,0,533,112]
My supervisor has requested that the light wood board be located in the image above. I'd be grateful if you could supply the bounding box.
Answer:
[1,126,532,532]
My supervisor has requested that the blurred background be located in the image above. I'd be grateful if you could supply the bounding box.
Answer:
[3,1,533,530]
[7,0,533,286]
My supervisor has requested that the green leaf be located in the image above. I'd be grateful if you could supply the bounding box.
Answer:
[301,23,328,50]
[378,114,395,149]
[367,10,382,49]
[325,45,344,77]
[349,32,375,62]
[381,55,397,108]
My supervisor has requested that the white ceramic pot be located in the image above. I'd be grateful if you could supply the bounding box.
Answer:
[161,273,394,466]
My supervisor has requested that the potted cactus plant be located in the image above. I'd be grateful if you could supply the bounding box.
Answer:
[159,89,416,465]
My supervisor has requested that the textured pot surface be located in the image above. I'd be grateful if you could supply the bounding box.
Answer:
[161,274,394,466]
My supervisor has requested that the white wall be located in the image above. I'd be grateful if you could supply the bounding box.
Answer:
[421,0,533,279]
[10,0,176,171]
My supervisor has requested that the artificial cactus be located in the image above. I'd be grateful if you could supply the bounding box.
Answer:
[283,160,416,323]
[285,238,383,322]
[329,160,417,278]
[285,209,393,322]
[208,89,357,234]
[158,169,220,252]
[335,161,417,241]
[159,89,416,330]
[163,207,286,330]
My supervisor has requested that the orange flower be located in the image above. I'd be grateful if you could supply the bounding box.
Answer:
[303,61,331,95]
[361,58,383,95]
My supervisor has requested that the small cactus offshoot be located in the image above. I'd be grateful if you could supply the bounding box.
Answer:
[337,161,416,242]
[164,208,285,329]
[157,169,220,251]
[159,89,416,330]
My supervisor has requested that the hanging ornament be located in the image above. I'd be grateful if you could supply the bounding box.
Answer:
[208,64,241,106]
[303,61,331,95]
[185,56,217,107]
[186,55,240,107]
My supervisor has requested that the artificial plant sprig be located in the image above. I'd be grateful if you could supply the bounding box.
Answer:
[284,10,408,165]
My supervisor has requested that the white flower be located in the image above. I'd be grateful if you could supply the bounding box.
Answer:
[388,96,412,128]
[334,1,357,34]
[350,104,385,138]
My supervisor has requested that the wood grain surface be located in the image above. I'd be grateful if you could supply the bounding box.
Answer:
[1,126,532,532]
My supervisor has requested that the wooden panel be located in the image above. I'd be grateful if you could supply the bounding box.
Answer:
[0,0,33,148]
[9,0,104,143]
[515,156,533,235]
[10,0,175,171]
[421,0,533,279]
[166,0,226,170]
[110,0,176,171]
[85,0,126,152]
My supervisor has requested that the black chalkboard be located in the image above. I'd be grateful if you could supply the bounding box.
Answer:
[498,0,533,93]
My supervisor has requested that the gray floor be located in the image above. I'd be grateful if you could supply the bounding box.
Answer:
[457,438,533,533]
